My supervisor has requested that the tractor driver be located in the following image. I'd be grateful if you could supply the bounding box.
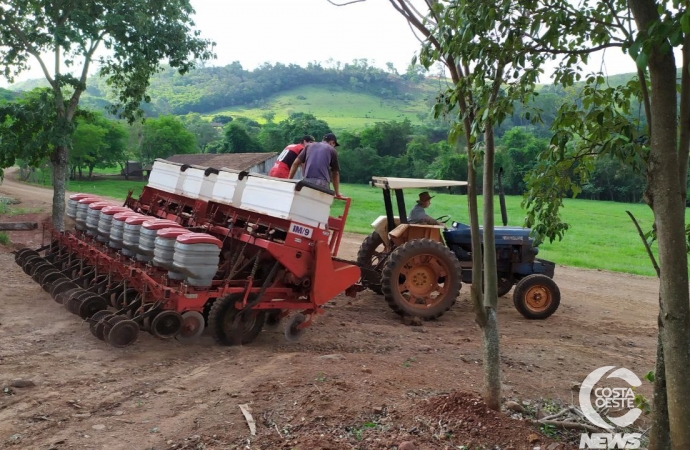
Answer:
[408,191,442,225]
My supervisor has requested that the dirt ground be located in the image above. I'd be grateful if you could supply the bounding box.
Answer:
[0,173,659,450]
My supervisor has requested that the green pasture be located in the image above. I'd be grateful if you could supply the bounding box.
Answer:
[67,178,147,199]
[64,177,663,278]
[202,84,437,131]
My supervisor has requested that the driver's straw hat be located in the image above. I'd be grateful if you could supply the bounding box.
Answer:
[418,192,434,202]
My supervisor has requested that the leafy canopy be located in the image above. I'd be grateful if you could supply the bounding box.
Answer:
[0,0,215,122]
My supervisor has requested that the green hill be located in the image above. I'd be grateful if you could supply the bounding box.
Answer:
[6,60,641,132]
[0,86,19,103]
[202,82,446,131]
[6,62,453,126]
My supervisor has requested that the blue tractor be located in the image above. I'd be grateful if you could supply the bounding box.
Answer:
[356,176,560,320]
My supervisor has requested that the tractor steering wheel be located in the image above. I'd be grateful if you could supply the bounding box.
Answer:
[435,215,452,224]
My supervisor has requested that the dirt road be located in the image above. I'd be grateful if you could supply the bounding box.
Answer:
[0,174,659,449]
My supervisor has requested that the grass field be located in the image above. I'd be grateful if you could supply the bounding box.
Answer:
[202,83,447,131]
[65,178,663,277]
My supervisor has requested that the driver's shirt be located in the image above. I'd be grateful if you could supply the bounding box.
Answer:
[408,203,432,223]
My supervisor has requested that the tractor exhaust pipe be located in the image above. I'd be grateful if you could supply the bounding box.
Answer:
[498,167,508,227]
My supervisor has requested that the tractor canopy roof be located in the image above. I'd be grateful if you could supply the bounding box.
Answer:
[371,177,468,190]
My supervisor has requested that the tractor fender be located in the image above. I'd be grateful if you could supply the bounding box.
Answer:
[514,258,556,279]
[371,215,400,248]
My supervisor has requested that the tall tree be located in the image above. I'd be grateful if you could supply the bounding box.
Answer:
[359,119,412,157]
[71,112,128,179]
[181,113,221,153]
[278,112,331,144]
[71,120,107,179]
[378,0,496,408]
[381,0,541,410]
[0,0,214,230]
[223,122,264,154]
[512,0,690,445]
[139,115,197,165]
[0,88,64,178]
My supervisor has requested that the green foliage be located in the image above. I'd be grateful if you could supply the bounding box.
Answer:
[0,232,8,246]
[360,119,412,157]
[0,89,70,177]
[71,111,128,179]
[257,124,286,153]
[180,114,222,153]
[140,115,197,164]
[339,147,386,183]
[212,115,233,124]
[223,122,263,154]
[496,128,549,194]
[540,423,558,438]
[0,87,17,104]
[278,112,332,144]
[524,76,648,243]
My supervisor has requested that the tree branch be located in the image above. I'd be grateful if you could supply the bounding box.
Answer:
[405,19,425,44]
[530,41,623,55]
[626,210,660,277]
[527,419,606,434]
[67,37,102,121]
[326,0,366,5]
[603,0,633,40]
[6,22,56,88]
[637,68,652,137]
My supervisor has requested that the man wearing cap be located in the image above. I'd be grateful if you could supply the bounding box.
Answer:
[288,132,342,197]
[268,135,315,179]
[408,191,441,225]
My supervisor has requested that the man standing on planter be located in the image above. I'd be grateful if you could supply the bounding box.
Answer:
[288,132,342,198]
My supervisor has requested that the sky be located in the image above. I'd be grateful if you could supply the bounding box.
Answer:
[1,0,640,88]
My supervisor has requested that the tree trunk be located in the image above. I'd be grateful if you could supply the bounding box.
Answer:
[482,122,500,411]
[629,2,690,446]
[463,134,485,328]
[649,313,671,450]
[647,37,690,450]
[50,145,68,231]
[483,308,500,410]
[88,165,94,180]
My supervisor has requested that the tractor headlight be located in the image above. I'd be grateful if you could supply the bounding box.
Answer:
[452,221,459,228]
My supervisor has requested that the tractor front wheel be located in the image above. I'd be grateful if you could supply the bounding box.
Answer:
[381,239,462,320]
[356,231,388,295]
[513,274,560,319]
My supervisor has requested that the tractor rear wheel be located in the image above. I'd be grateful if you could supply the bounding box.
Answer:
[497,275,514,297]
[512,274,560,319]
[356,232,388,295]
[208,294,265,345]
[381,238,462,320]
